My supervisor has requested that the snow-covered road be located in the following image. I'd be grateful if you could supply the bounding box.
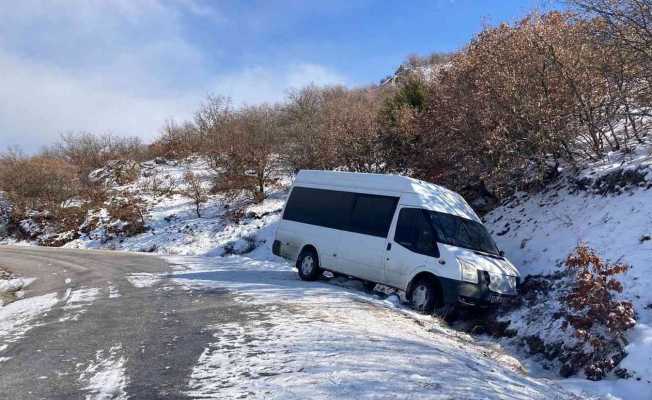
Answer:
[169,254,581,399]
[0,246,584,399]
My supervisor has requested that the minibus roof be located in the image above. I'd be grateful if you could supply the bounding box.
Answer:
[295,170,481,222]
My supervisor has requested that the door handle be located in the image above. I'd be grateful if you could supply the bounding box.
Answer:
[386,243,392,251]
[438,259,446,265]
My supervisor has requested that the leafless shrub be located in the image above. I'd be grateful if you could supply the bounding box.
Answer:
[51,132,148,181]
[200,101,281,203]
[280,85,342,171]
[140,171,176,197]
[182,171,208,218]
[223,206,246,224]
[150,119,202,159]
[0,149,81,218]
[570,0,652,100]
[281,85,391,173]
[324,88,388,173]
[106,192,147,236]
[79,182,109,205]
[395,11,652,200]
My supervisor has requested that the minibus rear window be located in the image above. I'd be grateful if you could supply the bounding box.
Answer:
[427,211,500,256]
[283,187,354,230]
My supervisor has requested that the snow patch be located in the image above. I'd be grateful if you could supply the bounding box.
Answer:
[107,284,121,299]
[126,273,161,288]
[60,287,101,322]
[0,279,23,294]
[78,344,129,400]
[0,293,59,354]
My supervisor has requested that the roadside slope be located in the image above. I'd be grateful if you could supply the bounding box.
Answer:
[485,142,652,398]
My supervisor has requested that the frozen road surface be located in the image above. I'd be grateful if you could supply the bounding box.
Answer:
[0,246,580,399]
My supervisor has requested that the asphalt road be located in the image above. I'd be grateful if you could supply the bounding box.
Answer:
[0,246,259,400]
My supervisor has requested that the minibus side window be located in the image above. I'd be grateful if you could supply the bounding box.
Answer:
[394,208,440,258]
[349,194,398,238]
[284,187,397,237]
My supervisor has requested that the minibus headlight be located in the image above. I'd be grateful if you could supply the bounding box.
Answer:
[458,258,479,284]
[487,273,518,295]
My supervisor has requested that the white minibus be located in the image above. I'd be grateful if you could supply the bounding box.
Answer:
[273,170,520,312]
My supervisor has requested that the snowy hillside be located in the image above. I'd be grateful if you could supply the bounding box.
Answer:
[58,158,288,257]
[485,139,652,399]
[379,54,451,86]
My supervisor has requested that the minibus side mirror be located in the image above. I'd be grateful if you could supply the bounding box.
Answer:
[499,250,505,257]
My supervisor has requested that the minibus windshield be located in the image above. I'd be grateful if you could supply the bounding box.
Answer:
[426,211,500,256]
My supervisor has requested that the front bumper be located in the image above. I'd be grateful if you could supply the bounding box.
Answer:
[441,274,519,307]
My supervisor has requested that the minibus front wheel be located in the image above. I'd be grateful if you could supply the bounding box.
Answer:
[297,247,321,281]
[408,275,441,313]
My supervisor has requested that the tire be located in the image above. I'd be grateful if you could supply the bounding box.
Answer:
[408,277,439,313]
[296,248,321,281]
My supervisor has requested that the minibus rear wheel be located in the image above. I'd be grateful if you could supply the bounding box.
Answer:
[408,277,439,313]
[297,247,321,281]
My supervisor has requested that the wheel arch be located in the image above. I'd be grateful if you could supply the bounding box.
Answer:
[297,243,319,261]
[299,243,319,256]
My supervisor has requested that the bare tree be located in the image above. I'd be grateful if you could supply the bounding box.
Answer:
[52,132,147,182]
[323,88,388,172]
[280,85,341,171]
[182,170,208,218]
[0,149,81,217]
[201,102,281,202]
[153,119,201,159]
[570,0,652,105]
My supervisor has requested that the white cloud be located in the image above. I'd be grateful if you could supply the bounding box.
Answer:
[0,1,347,150]
[0,50,345,149]
[211,63,346,106]
[0,49,200,149]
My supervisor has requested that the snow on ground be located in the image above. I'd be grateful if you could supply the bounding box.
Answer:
[163,255,580,400]
[125,273,162,288]
[0,278,27,294]
[3,146,651,399]
[0,276,34,304]
[60,287,102,322]
[485,139,652,399]
[78,344,129,400]
[107,283,121,299]
[0,292,59,362]
[62,157,288,257]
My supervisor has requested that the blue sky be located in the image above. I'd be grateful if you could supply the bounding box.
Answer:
[0,0,560,150]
